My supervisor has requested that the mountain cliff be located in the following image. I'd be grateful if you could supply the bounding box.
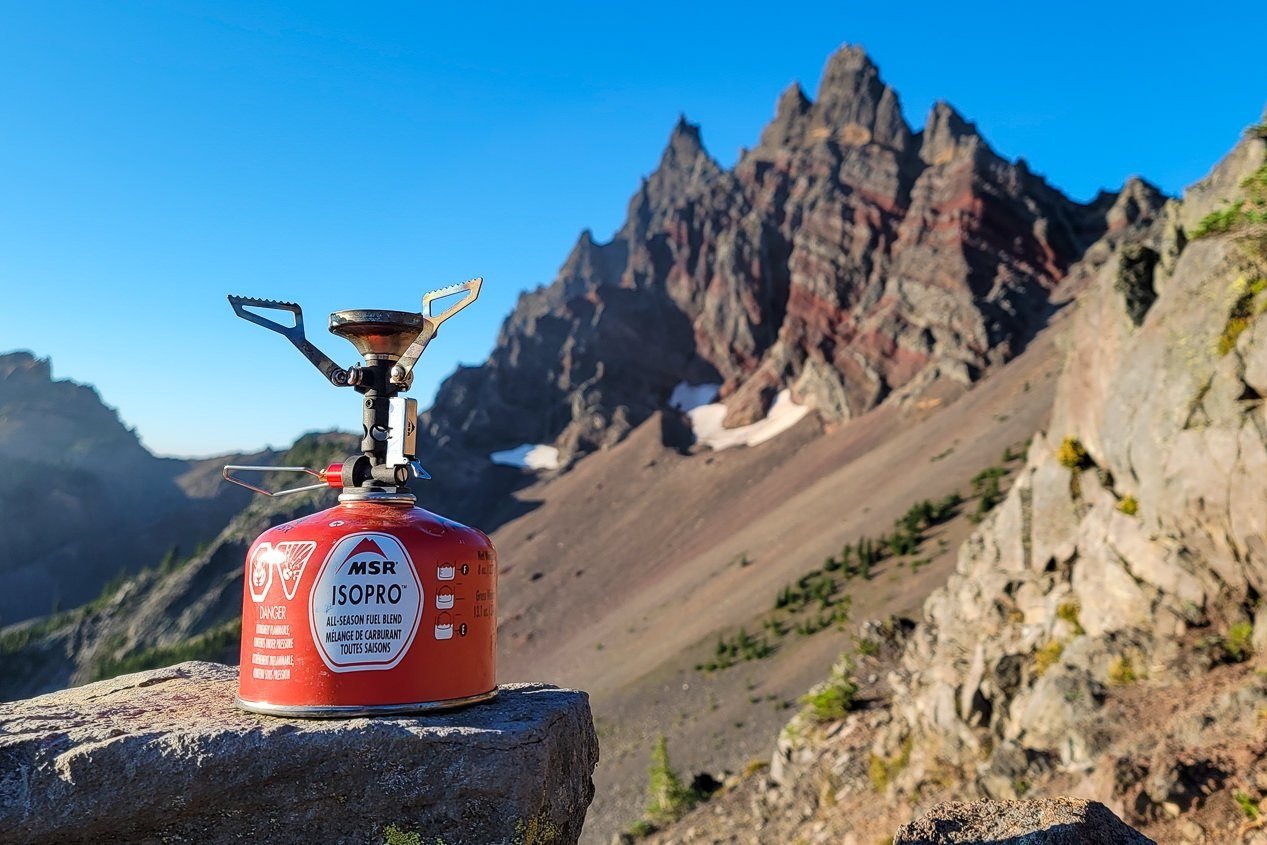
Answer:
[640,119,1267,845]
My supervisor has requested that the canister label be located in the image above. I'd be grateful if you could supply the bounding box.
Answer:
[309,533,423,672]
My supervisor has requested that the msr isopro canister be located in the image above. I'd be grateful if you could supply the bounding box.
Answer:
[222,279,496,717]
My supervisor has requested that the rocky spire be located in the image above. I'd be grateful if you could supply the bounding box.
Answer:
[1104,176,1166,231]
[811,44,912,151]
[919,100,981,165]
[647,115,721,201]
[621,116,721,239]
[0,350,51,382]
[758,83,813,150]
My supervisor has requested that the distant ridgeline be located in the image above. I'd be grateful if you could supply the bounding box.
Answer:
[0,352,278,625]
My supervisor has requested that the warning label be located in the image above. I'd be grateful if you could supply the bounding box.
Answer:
[247,540,316,602]
[245,539,315,681]
[309,533,422,672]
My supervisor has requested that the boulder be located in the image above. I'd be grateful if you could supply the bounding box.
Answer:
[893,798,1154,844]
[0,662,598,845]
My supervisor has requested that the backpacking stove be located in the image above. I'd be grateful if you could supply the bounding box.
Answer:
[222,279,496,716]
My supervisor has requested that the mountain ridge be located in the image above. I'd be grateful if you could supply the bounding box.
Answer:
[0,350,277,625]
[418,45,1160,530]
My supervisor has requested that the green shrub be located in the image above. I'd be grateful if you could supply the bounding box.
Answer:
[1223,620,1254,663]
[1056,600,1085,636]
[1193,205,1250,239]
[971,466,1008,493]
[854,636,880,657]
[1034,639,1064,676]
[1235,790,1262,821]
[867,736,913,792]
[696,627,775,672]
[1107,652,1143,685]
[625,819,656,839]
[1116,495,1139,516]
[644,736,697,824]
[932,492,964,521]
[800,657,859,723]
[1056,437,1091,470]
[1055,600,1079,624]
[1217,277,1267,356]
[89,618,241,681]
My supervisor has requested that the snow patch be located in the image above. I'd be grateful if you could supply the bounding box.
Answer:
[489,443,561,471]
[668,381,721,412]
[687,389,811,451]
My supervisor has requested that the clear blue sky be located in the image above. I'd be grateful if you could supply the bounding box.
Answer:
[1,1,1264,457]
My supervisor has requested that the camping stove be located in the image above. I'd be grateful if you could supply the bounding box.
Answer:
[222,279,496,717]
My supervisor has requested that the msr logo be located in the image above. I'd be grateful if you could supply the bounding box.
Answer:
[348,560,397,575]
[310,532,423,672]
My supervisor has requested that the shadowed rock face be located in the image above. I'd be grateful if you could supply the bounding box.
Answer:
[0,662,598,845]
[417,45,1160,522]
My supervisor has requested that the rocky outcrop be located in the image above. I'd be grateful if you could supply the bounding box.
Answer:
[418,45,1151,522]
[0,352,274,625]
[894,798,1152,844]
[880,121,1267,785]
[0,662,598,845]
[854,119,1267,839]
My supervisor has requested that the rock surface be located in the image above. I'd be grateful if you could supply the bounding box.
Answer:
[893,798,1153,844]
[0,662,599,845]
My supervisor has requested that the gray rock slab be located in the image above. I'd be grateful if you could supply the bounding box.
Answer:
[0,661,598,845]
[893,798,1153,844]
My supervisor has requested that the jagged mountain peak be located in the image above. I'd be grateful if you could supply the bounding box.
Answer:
[811,43,912,150]
[651,116,718,191]
[415,46,1145,527]
[0,350,145,466]
[758,83,813,150]
[622,116,722,239]
[1106,176,1167,230]
[816,43,883,97]
[666,113,704,154]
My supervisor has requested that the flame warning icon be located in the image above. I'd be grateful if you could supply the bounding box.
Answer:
[276,541,317,600]
[248,540,317,602]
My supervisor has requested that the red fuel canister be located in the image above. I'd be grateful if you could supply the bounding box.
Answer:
[222,279,497,716]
